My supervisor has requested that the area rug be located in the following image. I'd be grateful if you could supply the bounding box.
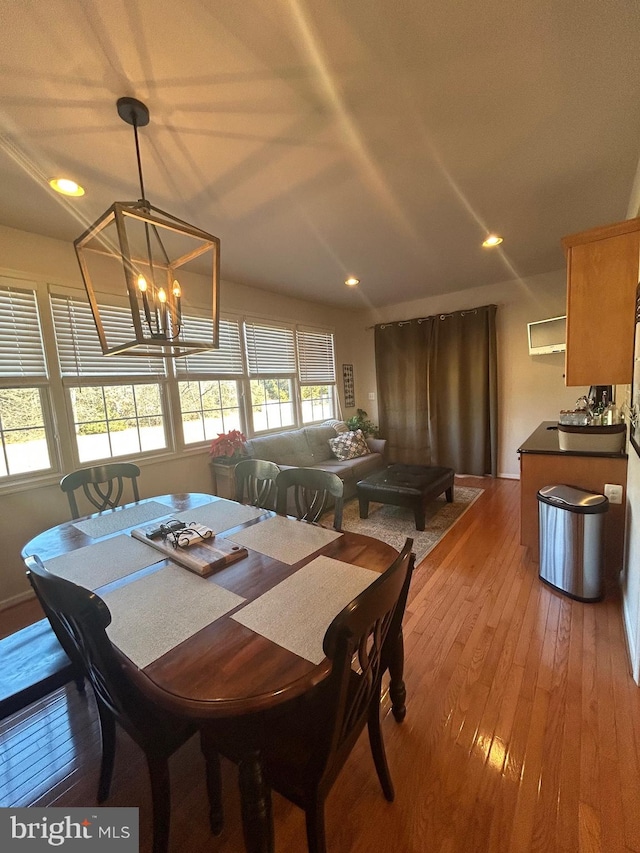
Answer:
[330,486,484,564]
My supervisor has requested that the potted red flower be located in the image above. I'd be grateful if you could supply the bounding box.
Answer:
[208,429,247,462]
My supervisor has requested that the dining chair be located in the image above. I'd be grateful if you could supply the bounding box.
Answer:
[24,555,223,853]
[275,467,344,531]
[234,459,280,509]
[202,537,415,853]
[60,463,141,519]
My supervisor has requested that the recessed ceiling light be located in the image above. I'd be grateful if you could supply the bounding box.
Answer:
[482,234,503,248]
[345,277,360,287]
[49,178,85,197]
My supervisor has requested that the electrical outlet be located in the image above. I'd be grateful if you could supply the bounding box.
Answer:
[368,392,376,400]
[604,483,623,505]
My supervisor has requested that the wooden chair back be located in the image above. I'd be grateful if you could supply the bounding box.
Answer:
[25,555,152,736]
[275,467,344,530]
[235,459,280,509]
[60,463,141,519]
[24,555,222,851]
[318,538,414,776]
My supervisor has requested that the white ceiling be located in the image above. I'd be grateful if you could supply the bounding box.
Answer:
[1,0,639,308]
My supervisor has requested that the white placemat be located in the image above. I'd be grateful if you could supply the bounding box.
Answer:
[42,535,162,589]
[103,564,245,669]
[232,555,378,663]
[172,499,267,533]
[227,515,342,565]
[73,501,173,538]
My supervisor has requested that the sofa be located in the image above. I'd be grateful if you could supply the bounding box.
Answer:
[243,422,386,500]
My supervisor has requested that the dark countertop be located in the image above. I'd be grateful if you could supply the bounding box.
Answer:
[518,421,628,458]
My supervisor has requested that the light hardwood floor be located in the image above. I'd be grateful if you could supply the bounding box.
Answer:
[1,476,639,852]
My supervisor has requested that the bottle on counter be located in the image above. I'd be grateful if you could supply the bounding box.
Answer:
[590,390,608,426]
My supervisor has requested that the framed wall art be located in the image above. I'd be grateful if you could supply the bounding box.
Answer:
[342,363,355,408]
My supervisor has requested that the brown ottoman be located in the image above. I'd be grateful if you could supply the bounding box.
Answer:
[357,464,455,531]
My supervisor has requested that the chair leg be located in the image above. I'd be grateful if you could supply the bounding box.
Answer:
[147,755,172,853]
[238,751,274,853]
[367,699,395,802]
[200,735,224,835]
[305,794,328,853]
[387,629,407,723]
[96,701,116,803]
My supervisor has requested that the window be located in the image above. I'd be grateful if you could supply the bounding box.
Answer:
[68,383,165,462]
[0,283,54,478]
[175,316,243,444]
[297,327,336,424]
[250,377,295,431]
[244,320,296,433]
[51,293,168,464]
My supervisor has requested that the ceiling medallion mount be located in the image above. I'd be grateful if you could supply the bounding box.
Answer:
[116,97,150,128]
[73,96,220,358]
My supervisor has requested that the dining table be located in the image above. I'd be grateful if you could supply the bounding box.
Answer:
[21,492,405,853]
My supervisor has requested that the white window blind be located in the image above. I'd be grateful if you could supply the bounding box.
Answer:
[0,284,48,378]
[175,316,243,377]
[50,294,166,378]
[297,328,336,383]
[244,320,296,375]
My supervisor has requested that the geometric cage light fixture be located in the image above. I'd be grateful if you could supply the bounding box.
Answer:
[74,97,220,358]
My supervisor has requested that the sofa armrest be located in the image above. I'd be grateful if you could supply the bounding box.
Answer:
[366,437,386,457]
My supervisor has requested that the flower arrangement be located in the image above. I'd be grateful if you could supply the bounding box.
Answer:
[209,429,247,461]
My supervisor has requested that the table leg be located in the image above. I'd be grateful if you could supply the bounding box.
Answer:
[414,503,426,531]
[445,485,454,502]
[359,496,370,519]
[388,629,407,722]
[239,751,274,853]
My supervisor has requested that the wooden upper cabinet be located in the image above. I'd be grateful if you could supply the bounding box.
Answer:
[562,217,640,386]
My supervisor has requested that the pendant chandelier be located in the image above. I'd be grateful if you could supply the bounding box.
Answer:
[74,97,220,358]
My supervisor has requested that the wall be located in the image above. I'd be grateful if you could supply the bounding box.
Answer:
[0,225,361,607]
[350,269,586,479]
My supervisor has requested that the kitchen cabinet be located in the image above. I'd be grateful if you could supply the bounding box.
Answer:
[562,217,640,386]
[519,422,627,577]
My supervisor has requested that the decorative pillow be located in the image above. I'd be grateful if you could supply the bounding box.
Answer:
[328,429,370,461]
[322,419,349,434]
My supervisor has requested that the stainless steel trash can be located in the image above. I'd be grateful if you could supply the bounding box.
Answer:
[537,485,609,602]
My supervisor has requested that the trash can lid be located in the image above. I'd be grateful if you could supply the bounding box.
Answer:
[537,484,609,513]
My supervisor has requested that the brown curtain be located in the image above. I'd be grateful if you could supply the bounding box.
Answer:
[374,304,498,476]
[375,319,434,464]
[427,305,498,476]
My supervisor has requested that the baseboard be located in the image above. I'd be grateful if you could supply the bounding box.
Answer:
[0,589,36,612]
[622,592,640,685]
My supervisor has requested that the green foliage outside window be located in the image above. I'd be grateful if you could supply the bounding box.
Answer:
[0,388,46,443]
[70,384,163,435]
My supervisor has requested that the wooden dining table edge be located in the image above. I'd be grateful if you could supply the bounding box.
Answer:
[126,652,333,721]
